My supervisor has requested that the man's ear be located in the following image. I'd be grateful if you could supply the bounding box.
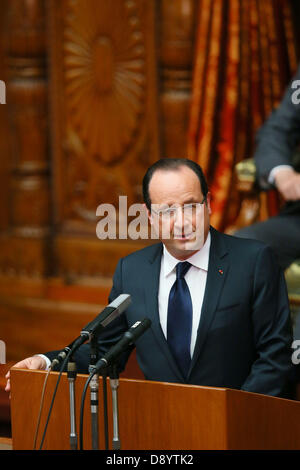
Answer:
[205,192,212,215]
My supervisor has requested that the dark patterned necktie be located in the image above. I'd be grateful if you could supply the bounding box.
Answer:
[167,261,192,377]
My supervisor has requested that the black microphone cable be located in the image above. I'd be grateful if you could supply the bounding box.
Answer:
[33,363,54,450]
[38,349,73,450]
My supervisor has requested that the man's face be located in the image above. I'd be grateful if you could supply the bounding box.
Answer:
[147,165,211,260]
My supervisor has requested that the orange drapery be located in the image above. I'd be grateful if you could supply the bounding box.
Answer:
[188,0,298,230]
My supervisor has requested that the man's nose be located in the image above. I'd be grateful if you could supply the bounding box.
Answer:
[173,208,192,230]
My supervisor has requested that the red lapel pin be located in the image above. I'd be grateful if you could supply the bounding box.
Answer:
[218,269,223,275]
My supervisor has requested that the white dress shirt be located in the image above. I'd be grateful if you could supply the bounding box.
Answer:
[158,231,211,358]
[268,165,293,185]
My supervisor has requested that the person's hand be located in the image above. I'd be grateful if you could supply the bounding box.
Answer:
[5,356,47,394]
[274,168,300,201]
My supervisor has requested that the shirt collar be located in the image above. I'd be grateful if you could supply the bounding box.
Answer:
[162,231,211,278]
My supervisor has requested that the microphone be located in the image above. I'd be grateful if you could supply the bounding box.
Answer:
[50,294,131,368]
[91,318,151,375]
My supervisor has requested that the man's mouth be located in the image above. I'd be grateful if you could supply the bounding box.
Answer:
[173,232,195,240]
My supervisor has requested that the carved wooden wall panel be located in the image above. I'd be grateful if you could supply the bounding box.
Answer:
[0,0,197,281]
[48,0,162,278]
[49,0,159,224]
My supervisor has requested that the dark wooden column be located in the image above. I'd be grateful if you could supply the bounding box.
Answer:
[3,0,51,278]
[159,0,197,158]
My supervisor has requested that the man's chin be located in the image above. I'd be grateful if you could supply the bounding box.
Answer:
[181,237,204,252]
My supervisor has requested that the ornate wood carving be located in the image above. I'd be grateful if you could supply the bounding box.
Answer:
[64,0,146,165]
[48,0,160,278]
[50,0,159,227]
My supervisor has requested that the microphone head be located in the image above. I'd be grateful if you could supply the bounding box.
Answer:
[99,294,131,328]
[127,318,151,342]
[108,294,131,313]
[79,294,131,338]
[131,318,151,329]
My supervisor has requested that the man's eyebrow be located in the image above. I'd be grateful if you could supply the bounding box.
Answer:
[152,197,201,207]
[182,197,200,204]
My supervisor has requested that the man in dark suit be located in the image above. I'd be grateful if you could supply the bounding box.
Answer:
[6,159,293,397]
[236,66,300,270]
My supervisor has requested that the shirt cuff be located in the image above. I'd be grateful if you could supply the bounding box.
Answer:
[268,165,294,185]
[35,354,52,371]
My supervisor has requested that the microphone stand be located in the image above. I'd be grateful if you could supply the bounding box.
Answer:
[88,336,99,450]
[67,357,77,450]
[109,363,121,450]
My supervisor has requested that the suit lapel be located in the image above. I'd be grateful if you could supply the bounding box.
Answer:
[144,243,186,382]
[187,227,229,378]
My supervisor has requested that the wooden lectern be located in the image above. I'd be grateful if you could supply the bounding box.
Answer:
[10,368,300,450]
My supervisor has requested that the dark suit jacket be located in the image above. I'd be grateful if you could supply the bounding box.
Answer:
[47,227,293,397]
[254,65,300,215]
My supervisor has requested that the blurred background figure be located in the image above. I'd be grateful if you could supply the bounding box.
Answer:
[235,67,300,271]
[234,66,300,344]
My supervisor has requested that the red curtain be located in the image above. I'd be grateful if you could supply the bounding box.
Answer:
[188,0,298,230]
